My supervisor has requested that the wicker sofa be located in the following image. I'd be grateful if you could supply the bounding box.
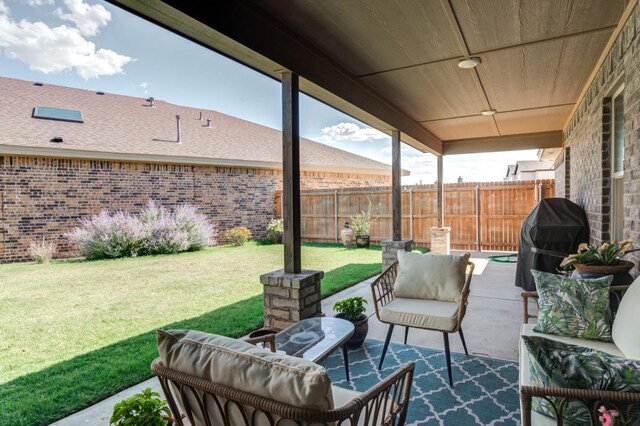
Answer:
[152,329,415,426]
[519,278,640,425]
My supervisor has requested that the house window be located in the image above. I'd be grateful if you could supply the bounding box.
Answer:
[33,106,84,123]
[611,85,624,241]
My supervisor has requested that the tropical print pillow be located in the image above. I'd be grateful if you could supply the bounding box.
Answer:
[523,336,640,425]
[531,270,613,341]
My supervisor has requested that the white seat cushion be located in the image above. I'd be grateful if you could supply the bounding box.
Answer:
[333,386,387,426]
[393,251,470,302]
[520,324,623,358]
[379,298,459,331]
[157,329,334,410]
[519,324,623,425]
[519,330,556,425]
[612,276,640,360]
[332,385,361,408]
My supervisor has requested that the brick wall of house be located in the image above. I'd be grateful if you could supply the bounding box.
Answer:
[0,155,391,262]
[560,3,640,275]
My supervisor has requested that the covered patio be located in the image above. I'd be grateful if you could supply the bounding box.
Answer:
[51,0,640,424]
[53,251,524,425]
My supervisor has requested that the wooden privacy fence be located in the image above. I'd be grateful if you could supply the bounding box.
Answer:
[276,180,555,251]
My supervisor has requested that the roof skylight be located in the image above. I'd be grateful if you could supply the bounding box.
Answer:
[33,106,84,123]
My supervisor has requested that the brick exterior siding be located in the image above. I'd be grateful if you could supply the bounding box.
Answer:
[0,155,391,262]
[559,3,640,276]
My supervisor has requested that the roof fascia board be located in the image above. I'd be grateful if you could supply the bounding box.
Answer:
[442,132,562,155]
[107,0,442,155]
[0,144,398,176]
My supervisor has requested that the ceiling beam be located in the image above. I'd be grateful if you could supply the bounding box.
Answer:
[442,132,562,155]
[108,0,442,154]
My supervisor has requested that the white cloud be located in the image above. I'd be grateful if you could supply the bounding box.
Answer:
[140,81,148,94]
[55,0,110,36]
[23,0,54,6]
[0,5,133,79]
[0,0,10,15]
[316,122,387,143]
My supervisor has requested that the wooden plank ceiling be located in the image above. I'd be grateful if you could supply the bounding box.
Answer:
[110,0,628,154]
[257,0,624,143]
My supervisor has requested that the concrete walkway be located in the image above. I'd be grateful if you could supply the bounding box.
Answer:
[52,251,526,425]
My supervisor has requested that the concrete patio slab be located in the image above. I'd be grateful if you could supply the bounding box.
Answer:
[52,251,528,426]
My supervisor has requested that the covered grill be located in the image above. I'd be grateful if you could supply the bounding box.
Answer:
[515,198,589,291]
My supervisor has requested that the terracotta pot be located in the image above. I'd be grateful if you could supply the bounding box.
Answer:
[340,227,355,247]
[336,313,369,348]
[356,235,370,248]
[573,260,634,275]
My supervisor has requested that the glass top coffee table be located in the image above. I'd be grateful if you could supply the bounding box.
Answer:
[274,317,354,380]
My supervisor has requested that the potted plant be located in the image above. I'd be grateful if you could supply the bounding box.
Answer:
[111,387,173,426]
[266,218,284,244]
[333,296,368,348]
[560,240,635,284]
[350,203,379,248]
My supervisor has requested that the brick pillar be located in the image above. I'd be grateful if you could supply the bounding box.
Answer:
[381,240,412,269]
[260,269,323,330]
[430,227,451,254]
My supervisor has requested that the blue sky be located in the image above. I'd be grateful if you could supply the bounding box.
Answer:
[0,0,537,183]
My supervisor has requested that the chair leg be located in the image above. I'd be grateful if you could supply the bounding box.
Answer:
[443,333,453,386]
[459,328,469,356]
[404,326,409,345]
[379,324,394,370]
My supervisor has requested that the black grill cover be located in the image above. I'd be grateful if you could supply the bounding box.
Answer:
[515,198,589,291]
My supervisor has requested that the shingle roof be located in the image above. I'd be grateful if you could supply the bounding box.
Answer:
[0,77,398,175]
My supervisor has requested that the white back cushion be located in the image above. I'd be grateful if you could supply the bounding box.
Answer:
[393,251,470,302]
[157,329,334,410]
[612,277,640,360]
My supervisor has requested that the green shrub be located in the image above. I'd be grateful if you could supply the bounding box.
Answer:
[110,388,171,426]
[225,227,252,246]
[333,296,367,320]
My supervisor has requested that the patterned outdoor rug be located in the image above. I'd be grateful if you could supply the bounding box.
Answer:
[321,339,520,425]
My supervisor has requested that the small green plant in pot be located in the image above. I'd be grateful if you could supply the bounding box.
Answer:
[110,387,173,426]
[266,218,284,244]
[350,202,380,248]
[333,296,368,348]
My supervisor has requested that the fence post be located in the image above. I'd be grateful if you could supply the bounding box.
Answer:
[475,186,481,252]
[334,190,338,243]
[538,183,544,202]
[409,187,414,241]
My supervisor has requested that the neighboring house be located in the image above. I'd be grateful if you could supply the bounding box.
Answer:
[0,77,399,261]
[504,160,554,181]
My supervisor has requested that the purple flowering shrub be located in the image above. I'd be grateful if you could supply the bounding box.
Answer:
[66,211,148,259]
[174,204,215,250]
[66,201,216,259]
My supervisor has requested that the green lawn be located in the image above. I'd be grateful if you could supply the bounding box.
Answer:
[0,242,381,426]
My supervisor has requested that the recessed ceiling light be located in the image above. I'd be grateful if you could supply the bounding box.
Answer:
[457,57,481,69]
[481,109,497,116]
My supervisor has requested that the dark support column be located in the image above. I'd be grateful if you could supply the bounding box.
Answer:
[437,155,444,227]
[382,130,412,267]
[391,130,401,241]
[282,71,301,274]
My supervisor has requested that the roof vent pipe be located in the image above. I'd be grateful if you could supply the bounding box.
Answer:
[176,115,182,143]
[205,118,212,128]
[199,111,203,121]
[146,97,155,108]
